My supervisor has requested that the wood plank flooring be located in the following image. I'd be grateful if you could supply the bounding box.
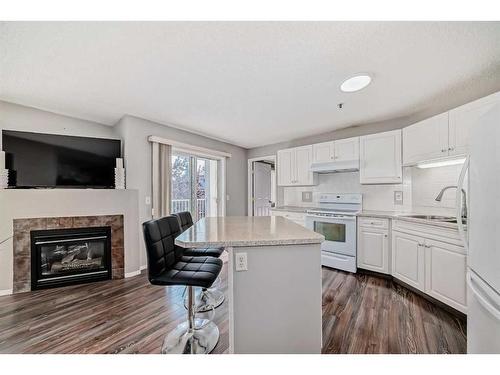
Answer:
[0,265,466,354]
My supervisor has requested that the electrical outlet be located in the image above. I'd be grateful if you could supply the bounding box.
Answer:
[394,191,403,205]
[235,252,248,271]
[302,191,313,203]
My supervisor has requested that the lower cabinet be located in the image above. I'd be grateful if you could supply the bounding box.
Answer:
[391,226,467,314]
[270,210,306,227]
[357,223,389,274]
[391,231,425,290]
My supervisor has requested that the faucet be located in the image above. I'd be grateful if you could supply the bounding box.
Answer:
[435,185,467,218]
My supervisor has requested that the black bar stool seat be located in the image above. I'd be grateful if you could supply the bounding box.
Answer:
[182,248,224,258]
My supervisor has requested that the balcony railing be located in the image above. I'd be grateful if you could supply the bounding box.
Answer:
[172,198,207,219]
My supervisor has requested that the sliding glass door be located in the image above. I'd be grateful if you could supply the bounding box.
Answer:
[171,151,219,220]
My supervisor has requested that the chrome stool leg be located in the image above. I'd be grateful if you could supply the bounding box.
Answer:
[184,285,225,313]
[162,286,219,354]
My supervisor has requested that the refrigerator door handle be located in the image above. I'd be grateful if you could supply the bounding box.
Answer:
[456,155,469,252]
[468,271,500,321]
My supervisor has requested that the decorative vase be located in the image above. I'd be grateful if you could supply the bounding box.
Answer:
[114,167,125,189]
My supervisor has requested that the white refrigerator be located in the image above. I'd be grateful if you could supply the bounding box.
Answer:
[463,103,500,353]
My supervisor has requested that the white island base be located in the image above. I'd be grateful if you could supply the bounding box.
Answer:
[176,216,324,354]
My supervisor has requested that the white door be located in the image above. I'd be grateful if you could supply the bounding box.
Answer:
[360,129,402,184]
[391,230,425,290]
[334,137,359,162]
[312,141,334,163]
[403,112,449,165]
[357,226,389,274]
[277,148,294,186]
[252,162,272,216]
[424,239,467,313]
[449,91,500,157]
[294,145,314,185]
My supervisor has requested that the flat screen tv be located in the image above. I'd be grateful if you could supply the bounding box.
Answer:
[2,130,121,188]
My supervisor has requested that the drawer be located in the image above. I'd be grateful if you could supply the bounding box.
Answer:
[358,217,389,229]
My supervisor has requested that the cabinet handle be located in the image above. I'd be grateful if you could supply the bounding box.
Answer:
[449,147,455,151]
[384,234,388,238]
[441,148,447,152]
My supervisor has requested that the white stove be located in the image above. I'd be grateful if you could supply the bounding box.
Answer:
[305,193,362,273]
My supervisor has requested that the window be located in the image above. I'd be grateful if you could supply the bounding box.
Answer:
[171,151,220,220]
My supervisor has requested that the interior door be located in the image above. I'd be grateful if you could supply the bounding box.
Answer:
[253,161,272,216]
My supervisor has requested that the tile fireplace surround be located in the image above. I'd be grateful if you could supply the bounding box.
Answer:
[13,215,124,294]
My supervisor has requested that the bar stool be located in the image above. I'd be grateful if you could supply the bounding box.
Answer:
[174,211,225,312]
[142,215,222,354]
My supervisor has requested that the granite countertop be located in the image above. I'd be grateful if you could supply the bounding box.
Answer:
[175,216,324,248]
[270,206,315,213]
[357,210,465,230]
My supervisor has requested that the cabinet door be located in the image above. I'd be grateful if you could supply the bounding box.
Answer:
[294,145,314,185]
[448,91,500,157]
[357,226,389,274]
[391,231,425,290]
[424,239,467,313]
[334,137,359,162]
[403,112,449,165]
[360,129,402,184]
[277,149,294,186]
[312,141,334,163]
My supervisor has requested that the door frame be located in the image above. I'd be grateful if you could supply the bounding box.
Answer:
[247,155,276,216]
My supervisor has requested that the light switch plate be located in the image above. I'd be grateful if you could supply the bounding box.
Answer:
[302,191,313,203]
[394,191,403,205]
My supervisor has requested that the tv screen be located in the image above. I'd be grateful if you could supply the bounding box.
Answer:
[2,130,121,188]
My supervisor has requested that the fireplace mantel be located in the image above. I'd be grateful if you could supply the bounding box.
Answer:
[0,189,140,295]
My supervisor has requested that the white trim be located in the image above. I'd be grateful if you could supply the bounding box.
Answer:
[247,155,277,216]
[140,264,148,271]
[125,270,141,278]
[148,135,231,159]
[0,289,13,296]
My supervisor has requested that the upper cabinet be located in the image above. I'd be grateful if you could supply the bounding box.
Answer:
[403,91,500,165]
[403,113,449,165]
[448,91,500,157]
[311,136,359,164]
[360,129,402,184]
[277,145,317,186]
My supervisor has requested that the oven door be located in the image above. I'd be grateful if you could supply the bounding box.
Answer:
[306,214,356,256]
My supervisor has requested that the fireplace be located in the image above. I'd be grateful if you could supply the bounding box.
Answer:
[30,227,112,290]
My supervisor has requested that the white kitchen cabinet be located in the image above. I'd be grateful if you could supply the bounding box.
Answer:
[359,129,402,184]
[334,137,359,162]
[277,145,317,186]
[391,230,425,291]
[424,238,467,313]
[448,91,500,157]
[312,137,359,164]
[403,113,449,165]
[312,141,334,163]
[357,219,390,274]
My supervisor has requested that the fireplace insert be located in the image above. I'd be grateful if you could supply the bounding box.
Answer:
[30,227,112,290]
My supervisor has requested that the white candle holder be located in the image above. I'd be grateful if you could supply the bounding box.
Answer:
[114,167,125,189]
[0,169,9,189]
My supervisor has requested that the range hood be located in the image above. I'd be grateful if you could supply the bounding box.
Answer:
[310,159,359,173]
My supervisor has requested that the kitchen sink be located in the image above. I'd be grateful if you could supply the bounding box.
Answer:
[398,214,467,224]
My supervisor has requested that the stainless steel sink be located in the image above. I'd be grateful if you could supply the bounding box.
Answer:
[398,214,466,224]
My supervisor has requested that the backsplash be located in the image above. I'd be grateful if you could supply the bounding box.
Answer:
[281,163,465,215]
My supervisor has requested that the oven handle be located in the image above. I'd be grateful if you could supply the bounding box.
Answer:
[306,214,356,221]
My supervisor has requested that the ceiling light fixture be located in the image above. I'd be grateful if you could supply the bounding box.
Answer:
[340,74,372,93]
[416,158,466,169]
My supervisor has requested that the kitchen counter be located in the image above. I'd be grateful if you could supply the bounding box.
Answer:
[175,216,324,248]
[357,210,465,230]
[176,215,323,354]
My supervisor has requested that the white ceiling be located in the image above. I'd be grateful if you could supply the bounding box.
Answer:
[1,22,500,148]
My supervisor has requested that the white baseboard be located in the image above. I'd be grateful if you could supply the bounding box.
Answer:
[140,265,148,271]
[124,270,141,278]
[0,289,13,296]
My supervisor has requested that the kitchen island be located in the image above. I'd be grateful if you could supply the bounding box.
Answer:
[176,216,324,354]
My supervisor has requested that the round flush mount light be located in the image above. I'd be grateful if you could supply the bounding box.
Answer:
[340,74,372,93]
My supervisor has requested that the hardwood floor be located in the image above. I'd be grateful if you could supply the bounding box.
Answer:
[0,265,466,354]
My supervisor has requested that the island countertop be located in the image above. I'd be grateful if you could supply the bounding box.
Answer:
[175,216,324,248]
